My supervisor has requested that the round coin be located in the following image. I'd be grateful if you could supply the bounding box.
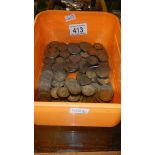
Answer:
[79,62,89,73]
[68,43,81,54]
[55,57,65,64]
[46,47,59,58]
[57,42,67,51]
[80,52,89,58]
[96,50,108,62]
[87,56,99,66]
[69,54,81,63]
[43,57,55,65]
[52,63,64,72]
[54,70,67,82]
[57,87,70,98]
[87,47,97,55]
[86,69,96,79]
[60,49,70,58]
[97,78,111,85]
[50,87,59,99]
[67,95,81,102]
[80,42,92,52]
[51,80,64,87]
[47,41,60,49]
[82,84,96,96]
[76,73,91,86]
[94,43,104,50]
[64,62,79,73]
[95,66,110,78]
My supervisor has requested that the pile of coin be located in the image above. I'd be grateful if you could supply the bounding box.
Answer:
[37,41,114,102]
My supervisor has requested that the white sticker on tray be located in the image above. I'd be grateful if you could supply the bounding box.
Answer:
[70,108,89,114]
[65,14,76,22]
[69,23,87,36]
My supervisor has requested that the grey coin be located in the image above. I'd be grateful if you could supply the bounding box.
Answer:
[51,80,64,87]
[55,57,65,64]
[39,70,53,81]
[87,56,99,66]
[67,95,81,102]
[69,54,81,63]
[97,78,111,85]
[79,42,92,52]
[38,79,51,92]
[54,70,67,82]
[86,69,96,79]
[80,52,89,58]
[68,43,81,54]
[52,63,64,72]
[65,78,81,95]
[82,84,96,96]
[57,87,70,98]
[76,73,91,86]
[60,49,70,58]
[94,43,104,50]
[95,66,110,78]
[50,87,59,99]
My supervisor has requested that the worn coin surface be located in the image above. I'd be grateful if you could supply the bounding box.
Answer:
[57,87,70,98]
[94,43,104,50]
[47,41,60,49]
[86,69,96,79]
[64,62,79,73]
[97,78,111,85]
[38,79,51,92]
[57,42,67,51]
[69,54,81,63]
[46,47,59,58]
[68,43,81,54]
[96,50,108,62]
[65,78,81,95]
[54,70,67,82]
[51,80,64,87]
[52,63,64,72]
[67,95,81,102]
[82,84,96,96]
[87,47,97,56]
[39,70,53,81]
[50,87,59,99]
[80,42,92,52]
[79,62,89,73]
[55,56,65,64]
[80,52,89,58]
[95,66,110,78]
[87,56,99,66]
[43,57,55,65]
[77,73,91,86]
[60,49,70,58]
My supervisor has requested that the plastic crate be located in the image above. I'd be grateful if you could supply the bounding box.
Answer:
[34,10,121,127]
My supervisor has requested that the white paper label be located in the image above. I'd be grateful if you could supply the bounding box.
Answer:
[70,108,90,114]
[69,23,87,36]
[65,14,76,22]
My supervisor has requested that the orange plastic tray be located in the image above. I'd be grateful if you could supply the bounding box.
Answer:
[34,10,121,127]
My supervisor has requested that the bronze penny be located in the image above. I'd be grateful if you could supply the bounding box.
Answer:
[50,87,59,99]
[87,56,99,66]
[91,82,101,92]
[37,91,51,101]
[97,78,111,85]
[52,63,64,72]
[80,52,89,58]
[94,43,104,50]
[57,42,67,51]
[55,57,65,64]
[51,80,64,87]
[67,95,81,102]
[64,62,79,73]
[60,49,70,58]
[82,84,96,96]
[69,54,81,63]
[80,42,92,52]
[86,69,96,79]
[47,41,60,49]
[43,57,55,65]
[87,47,97,56]
[76,73,91,86]
[68,43,81,54]
[46,47,59,58]
[96,50,108,62]
[57,87,70,98]
[95,66,110,78]
[54,70,67,82]
[65,78,81,95]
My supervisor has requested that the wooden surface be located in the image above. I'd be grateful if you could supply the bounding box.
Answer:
[35,151,121,155]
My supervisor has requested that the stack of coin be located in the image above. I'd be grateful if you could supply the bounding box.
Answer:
[37,41,114,102]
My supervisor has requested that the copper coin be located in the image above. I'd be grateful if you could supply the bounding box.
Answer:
[68,43,81,54]
[86,69,96,79]
[69,54,81,63]
[98,84,114,102]
[52,63,64,72]
[54,70,67,82]
[55,57,65,64]
[97,78,111,85]
[60,49,70,58]
[94,43,104,50]
[79,62,89,73]
[47,41,60,49]
[46,47,59,58]
[87,56,99,66]
[76,73,91,86]
[43,57,55,65]
[96,50,108,62]
[80,42,92,52]
[91,82,101,92]
[51,80,64,87]
[65,78,81,95]
[64,62,79,73]
[50,87,59,99]
[67,95,81,102]
[87,47,97,56]
[80,52,89,58]
[42,64,52,71]
[95,66,110,78]
[57,87,70,98]
[100,61,110,69]
[57,42,67,51]
[82,84,96,96]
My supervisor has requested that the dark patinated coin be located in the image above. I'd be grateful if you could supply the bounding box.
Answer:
[57,42,67,51]
[39,70,53,81]
[97,78,111,85]
[64,62,79,73]
[79,62,89,73]
[52,63,64,72]
[55,57,65,64]
[67,95,81,102]
[57,87,70,98]
[79,42,92,52]
[95,66,110,78]
[51,80,64,87]
[38,79,51,92]
[46,47,59,58]
[80,52,89,58]
[98,84,114,102]
[47,41,60,49]
[87,47,97,56]
[69,54,81,63]
[82,84,96,96]
[65,79,81,95]
[76,73,91,86]
[50,87,59,99]
[91,82,101,92]
[68,43,81,54]
[94,43,104,50]
[60,49,70,58]
[54,70,67,82]
[87,56,99,66]
[42,64,52,71]
[43,57,55,65]
[86,69,96,79]
[37,91,51,101]
[96,50,108,62]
